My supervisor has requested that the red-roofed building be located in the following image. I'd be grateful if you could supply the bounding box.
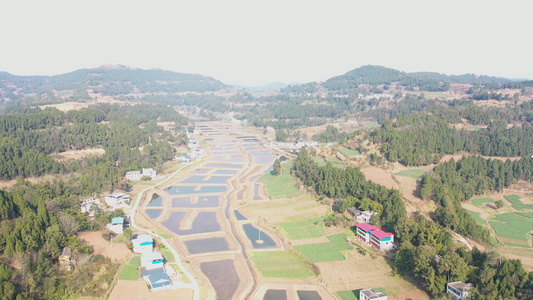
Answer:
[370,229,395,251]
[356,223,379,243]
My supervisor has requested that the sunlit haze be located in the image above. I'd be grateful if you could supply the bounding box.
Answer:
[1,0,531,85]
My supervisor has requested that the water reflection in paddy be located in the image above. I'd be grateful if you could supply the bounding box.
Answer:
[185,237,230,254]
[145,209,162,219]
[264,290,287,300]
[234,210,247,220]
[250,151,274,156]
[147,193,163,207]
[204,163,242,169]
[162,211,221,235]
[242,224,276,248]
[171,196,219,208]
[213,170,237,175]
[178,176,231,184]
[165,185,227,195]
[297,290,322,300]
[192,169,210,174]
[255,156,275,164]
[254,184,262,200]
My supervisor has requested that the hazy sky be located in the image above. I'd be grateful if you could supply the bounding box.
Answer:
[1,0,531,85]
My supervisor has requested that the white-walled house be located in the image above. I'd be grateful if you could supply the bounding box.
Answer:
[79,196,100,216]
[142,168,157,179]
[141,251,164,270]
[360,288,387,300]
[447,282,473,300]
[106,217,124,234]
[105,192,131,209]
[132,234,154,254]
[125,171,141,180]
[358,211,377,223]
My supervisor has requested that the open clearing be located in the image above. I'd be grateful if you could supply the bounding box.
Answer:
[293,232,353,263]
[319,252,428,299]
[276,217,325,240]
[51,148,105,161]
[259,163,304,199]
[360,166,398,190]
[78,231,131,262]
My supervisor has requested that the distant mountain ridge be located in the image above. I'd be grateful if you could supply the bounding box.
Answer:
[320,65,513,92]
[0,66,228,100]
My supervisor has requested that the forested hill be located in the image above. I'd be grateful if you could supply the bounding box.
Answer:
[0,65,228,108]
[284,65,516,93]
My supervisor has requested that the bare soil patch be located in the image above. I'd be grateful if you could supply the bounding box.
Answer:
[78,231,131,262]
[109,279,194,300]
[51,148,105,161]
[360,166,398,190]
[318,252,427,299]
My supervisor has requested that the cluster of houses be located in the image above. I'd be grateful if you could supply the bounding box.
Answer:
[132,233,175,292]
[79,192,132,216]
[180,139,206,163]
[355,223,395,252]
[125,168,158,181]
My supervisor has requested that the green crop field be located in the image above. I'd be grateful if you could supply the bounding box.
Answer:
[505,195,533,211]
[340,148,360,156]
[293,233,353,263]
[259,163,303,199]
[393,169,425,179]
[129,256,141,266]
[328,157,342,163]
[250,251,315,279]
[472,197,495,207]
[337,290,361,300]
[489,213,533,247]
[119,264,138,281]
[516,212,533,219]
[276,217,325,240]
[466,210,487,226]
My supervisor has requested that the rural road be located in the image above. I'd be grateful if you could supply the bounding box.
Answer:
[129,161,201,300]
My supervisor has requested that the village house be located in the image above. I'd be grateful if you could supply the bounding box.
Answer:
[79,196,100,216]
[132,234,154,254]
[447,281,473,300]
[370,229,395,251]
[347,207,362,218]
[188,139,198,148]
[105,192,131,209]
[358,210,377,223]
[125,168,157,181]
[145,271,172,292]
[125,170,141,180]
[106,217,125,234]
[142,168,157,179]
[360,288,387,300]
[141,251,165,270]
[356,223,379,243]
